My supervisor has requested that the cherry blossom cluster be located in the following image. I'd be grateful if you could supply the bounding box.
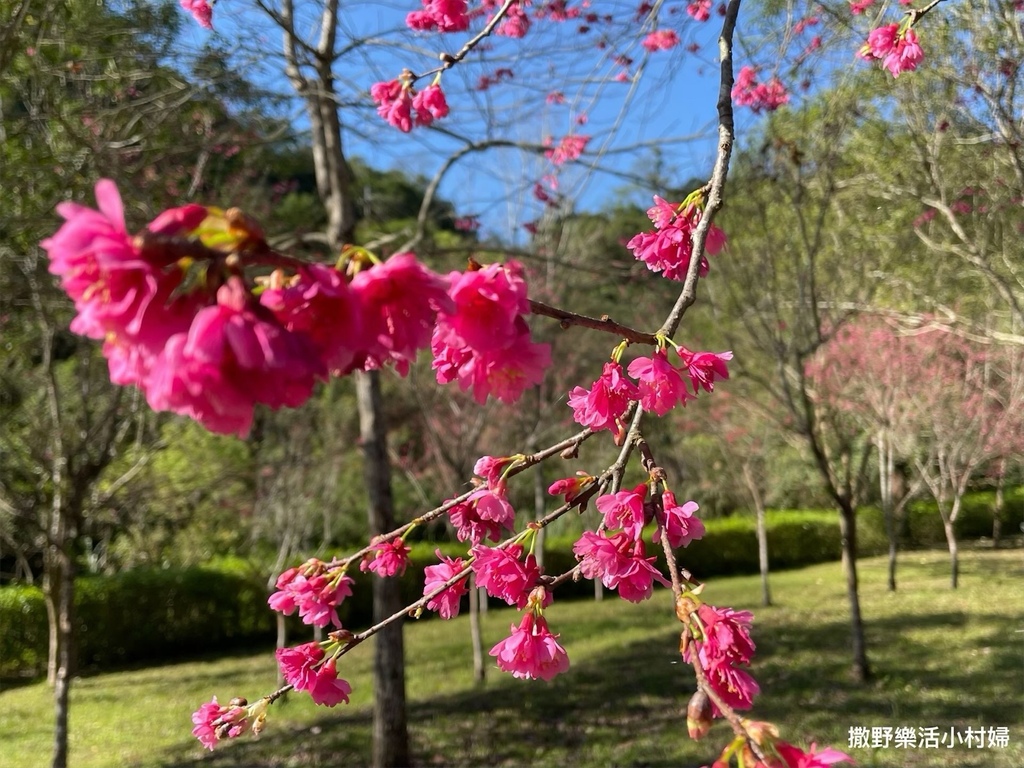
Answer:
[569,345,731,438]
[179,0,212,29]
[573,484,703,600]
[859,22,924,78]
[641,29,680,52]
[41,182,551,437]
[432,260,551,404]
[371,78,450,132]
[406,0,471,32]
[545,134,590,166]
[731,66,790,113]
[628,194,728,282]
[680,597,759,714]
[489,586,569,680]
[192,696,264,750]
[268,558,356,628]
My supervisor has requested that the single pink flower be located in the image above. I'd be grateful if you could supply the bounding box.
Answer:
[448,498,505,544]
[360,536,412,578]
[595,485,648,540]
[413,84,450,126]
[437,261,530,352]
[191,696,247,750]
[545,134,590,165]
[654,491,705,548]
[474,455,514,490]
[350,253,453,374]
[678,347,732,393]
[567,361,640,434]
[775,741,855,767]
[424,549,469,619]
[547,473,595,504]
[471,543,541,608]
[704,658,760,713]
[489,612,570,680]
[849,0,873,14]
[307,658,353,707]
[612,539,671,602]
[627,350,693,415]
[641,29,680,51]
[179,0,213,28]
[276,642,324,691]
[686,0,711,21]
[695,603,756,665]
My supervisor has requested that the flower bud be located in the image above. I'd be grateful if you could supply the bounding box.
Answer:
[686,689,712,740]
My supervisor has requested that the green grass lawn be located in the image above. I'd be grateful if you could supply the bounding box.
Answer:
[1,548,1022,768]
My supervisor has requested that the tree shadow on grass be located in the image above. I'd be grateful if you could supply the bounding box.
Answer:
[156,608,1022,768]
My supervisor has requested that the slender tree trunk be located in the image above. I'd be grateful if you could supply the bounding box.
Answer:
[941,497,960,590]
[51,546,74,768]
[877,432,898,592]
[742,463,771,607]
[356,371,409,768]
[993,460,1005,549]
[838,502,870,682]
[469,574,485,684]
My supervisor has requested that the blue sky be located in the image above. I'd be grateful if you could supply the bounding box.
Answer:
[176,0,736,240]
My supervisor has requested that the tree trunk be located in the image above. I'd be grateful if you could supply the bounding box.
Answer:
[355,371,409,768]
[43,529,75,768]
[993,460,1005,549]
[469,574,485,684]
[838,502,870,682]
[877,432,898,592]
[943,519,959,589]
[742,463,771,607]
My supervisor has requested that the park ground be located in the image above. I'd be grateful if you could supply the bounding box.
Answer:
[0,548,1021,768]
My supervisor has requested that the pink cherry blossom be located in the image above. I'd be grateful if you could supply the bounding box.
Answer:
[268,559,355,628]
[179,0,213,28]
[260,263,364,375]
[350,252,453,374]
[471,543,542,608]
[191,696,248,750]
[547,473,595,504]
[144,277,324,437]
[360,536,412,578]
[595,485,648,539]
[686,0,711,21]
[731,66,790,113]
[627,199,725,281]
[496,3,530,37]
[276,642,324,691]
[695,603,756,664]
[448,498,505,544]
[424,549,469,619]
[654,491,705,548]
[306,658,353,706]
[474,455,514,490]
[678,347,732,393]
[641,29,680,52]
[567,361,640,434]
[860,24,924,77]
[371,79,415,132]
[545,134,590,165]
[437,261,530,352]
[573,530,669,601]
[627,350,693,415]
[413,84,450,126]
[406,0,470,31]
[489,612,570,680]
[431,261,550,404]
[775,741,855,767]
[704,657,760,713]
[849,0,873,14]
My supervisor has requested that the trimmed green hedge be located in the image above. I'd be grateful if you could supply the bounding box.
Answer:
[2,493,1017,678]
[0,567,275,678]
